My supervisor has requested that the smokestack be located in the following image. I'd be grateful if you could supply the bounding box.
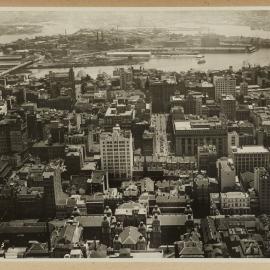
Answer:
[46,221,51,251]
[174,242,180,258]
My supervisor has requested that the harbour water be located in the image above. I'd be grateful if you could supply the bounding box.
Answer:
[29,48,270,79]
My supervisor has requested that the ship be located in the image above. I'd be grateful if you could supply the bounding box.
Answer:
[195,54,204,59]
[247,46,257,53]
[197,58,206,64]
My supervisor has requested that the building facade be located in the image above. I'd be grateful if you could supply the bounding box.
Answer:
[220,95,236,121]
[232,146,270,174]
[254,167,270,214]
[100,125,133,180]
[174,118,227,157]
[217,157,236,192]
[214,76,236,101]
[220,192,250,215]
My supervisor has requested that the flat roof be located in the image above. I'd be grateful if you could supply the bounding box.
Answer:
[221,192,249,199]
[233,145,269,154]
[174,121,191,130]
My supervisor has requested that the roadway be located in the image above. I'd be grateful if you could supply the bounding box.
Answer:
[151,114,169,156]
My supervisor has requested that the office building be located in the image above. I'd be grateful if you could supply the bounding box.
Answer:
[217,157,236,192]
[240,81,248,96]
[43,165,68,218]
[65,145,85,176]
[119,68,133,90]
[197,145,217,177]
[100,125,133,180]
[254,167,270,214]
[150,79,177,113]
[103,101,135,131]
[0,116,27,155]
[173,118,227,157]
[232,146,270,174]
[184,92,202,116]
[220,192,250,214]
[228,131,240,157]
[142,130,155,156]
[214,75,236,101]
[220,95,236,121]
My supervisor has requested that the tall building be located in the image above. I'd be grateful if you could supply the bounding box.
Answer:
[214,75,236,101]
[142,130,155,156]
[216,157,236,192]
[0,119,10,154]
[220,95,236,121]
[240,81,248,96]
[228,131,239,157]
[0,116,27,155]
[232,146,270,174]
[150,79,177,113]
[184,92,202,116]
[119,68,133,90]
[150,215,161,248]
[43,165,68,218]
[197,145,217,177]
[173,118,227,157]
[254,167,270,214]
[65,145,85,176]
[100,125,133,180]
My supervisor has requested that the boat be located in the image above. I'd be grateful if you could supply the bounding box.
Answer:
[197,59,206,64]
[195,54,204,59]
[247,46,257,53]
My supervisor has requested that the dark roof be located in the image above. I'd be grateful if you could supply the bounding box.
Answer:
[158,214,187,226]
[0,220,46,234]
[76,215,104,227]
[156,194,187,204]
[91,170,105,184]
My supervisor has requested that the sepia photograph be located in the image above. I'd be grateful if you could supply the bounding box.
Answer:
[0,6,270,262]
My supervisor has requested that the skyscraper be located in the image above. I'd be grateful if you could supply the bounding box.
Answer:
[184,92,202,116]
[43,165,68,218]
[214,75,236,101]
[254,167,270,214]
[150,79,176,113]
[220,95,236,121]
[100,125,133,180]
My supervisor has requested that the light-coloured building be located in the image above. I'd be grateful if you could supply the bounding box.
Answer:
[214,75,236,101]
[119,68,133,90]
[173,118,227,157]
[228,131,239,157]
[0,100,7,116]
[217,157,236,191]
[232,145,270,174]
[100,125,133,180]
[103,103,135,130]
[220,192,250,214]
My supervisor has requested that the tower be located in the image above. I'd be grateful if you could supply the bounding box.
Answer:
[150,214,161,248]
[138,221,147,238]
[113,234,122,251]
[101,215,111,247]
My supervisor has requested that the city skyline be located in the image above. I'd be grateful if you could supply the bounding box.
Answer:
[0,7,270,260]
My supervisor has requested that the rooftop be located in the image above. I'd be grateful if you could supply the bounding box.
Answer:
[221,192,249,199]
[232,145,269,154]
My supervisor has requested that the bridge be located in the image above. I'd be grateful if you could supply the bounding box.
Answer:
[0,56,42,78]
